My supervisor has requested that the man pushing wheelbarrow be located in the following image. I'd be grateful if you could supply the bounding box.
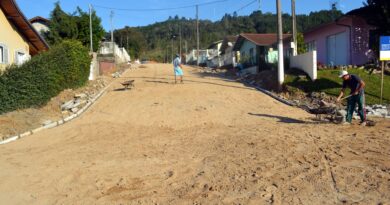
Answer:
[336,70,367,126]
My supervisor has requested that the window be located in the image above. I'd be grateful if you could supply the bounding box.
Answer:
[0,44,8,64]
[249,48,254,65]
[0,46,3,63]
[15,51,27,65]
[307,41,317,52]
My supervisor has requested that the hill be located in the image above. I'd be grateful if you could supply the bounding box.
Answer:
[112,9,343,62]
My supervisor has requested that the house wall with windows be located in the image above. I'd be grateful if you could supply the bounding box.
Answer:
[304,16,374,66]
[0,8,30,71]
[239,40,258,74]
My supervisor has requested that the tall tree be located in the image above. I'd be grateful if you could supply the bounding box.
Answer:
[75,7,105,51]
[45,2,105,52]
[46,2,78,44]
[365,0,390,34]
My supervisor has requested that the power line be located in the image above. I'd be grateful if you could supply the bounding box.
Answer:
[93,0,228,12]
[233,0,258,13]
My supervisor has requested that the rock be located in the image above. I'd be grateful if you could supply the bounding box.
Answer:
[320,92,327,98]
[42,120,52,126]
[365,106,374,113]
[373,104,386,109]
[376,109,388,117]
[61,100,75,111]
[111,72,120,78]
[71,107,79,113]
[310,92,320,98]
[337,109,347,116]
[75,93,87,99]
[319,100,335,107]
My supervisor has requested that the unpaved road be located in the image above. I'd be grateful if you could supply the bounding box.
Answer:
[0,64,389,205]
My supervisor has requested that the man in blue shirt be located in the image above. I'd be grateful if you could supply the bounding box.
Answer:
[173,54,183,84]
[337,70,366,125]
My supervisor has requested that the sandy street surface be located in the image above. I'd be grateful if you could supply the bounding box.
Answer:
[0,63,389,205]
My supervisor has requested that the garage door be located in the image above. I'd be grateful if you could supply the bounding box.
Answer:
[327,32,348,66]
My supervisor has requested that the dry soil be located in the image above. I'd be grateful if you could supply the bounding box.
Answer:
[0,64,389,205]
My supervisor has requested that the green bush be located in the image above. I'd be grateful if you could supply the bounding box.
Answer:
[0,40,90,114]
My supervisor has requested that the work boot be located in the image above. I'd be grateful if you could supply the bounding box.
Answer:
[342,121,351,126]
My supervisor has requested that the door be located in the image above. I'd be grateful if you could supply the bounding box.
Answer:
[327,32,348,66]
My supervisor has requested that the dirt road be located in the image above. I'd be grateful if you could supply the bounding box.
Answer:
[0,64,389,205]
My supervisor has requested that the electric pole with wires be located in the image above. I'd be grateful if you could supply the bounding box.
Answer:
[196,4,199,66]
[276,0,284,88]
[110,10,114,43]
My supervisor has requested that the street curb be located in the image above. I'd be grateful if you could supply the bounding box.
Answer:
[0,82,112,145]
[242,80,296,107]
[202,69,297,107]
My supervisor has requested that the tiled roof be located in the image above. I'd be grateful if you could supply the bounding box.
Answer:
[233,33,292,51]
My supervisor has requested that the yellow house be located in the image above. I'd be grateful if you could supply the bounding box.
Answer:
[0,0,49,71]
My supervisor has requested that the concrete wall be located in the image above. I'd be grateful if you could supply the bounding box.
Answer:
[0,9,30,71]
[290,51,317,80]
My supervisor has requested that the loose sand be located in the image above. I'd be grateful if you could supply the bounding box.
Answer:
[0,64,389,205]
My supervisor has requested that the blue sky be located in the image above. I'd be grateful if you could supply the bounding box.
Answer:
[17,0,366,31]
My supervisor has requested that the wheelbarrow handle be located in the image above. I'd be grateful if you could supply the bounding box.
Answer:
[340,94,352,101]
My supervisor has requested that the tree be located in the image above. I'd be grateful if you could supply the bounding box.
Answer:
[364,0,390,34]
[45,2,105,52]
[75,7,105,51]
[46,2,78,44]
[297,32,307,55]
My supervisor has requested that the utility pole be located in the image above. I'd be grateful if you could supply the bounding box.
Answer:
[185,40,188,55]
[179,23,182,61]
[185,40,188,64]
[126,34,129,51]
[89,4,93,52]
[196,5,199,66]
[277,0,284,88]
[291,0,297,56]
[171,35,176,62]
[110,11,114,43]
[171,37,174,62]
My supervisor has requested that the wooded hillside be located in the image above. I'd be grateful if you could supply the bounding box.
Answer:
[113,9,343,62]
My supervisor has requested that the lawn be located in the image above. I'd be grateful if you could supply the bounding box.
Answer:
[284,68,390,105]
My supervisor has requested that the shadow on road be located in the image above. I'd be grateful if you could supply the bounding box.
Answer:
[248,113,308,124]
[113,88,130,92]
[145,80,170,84]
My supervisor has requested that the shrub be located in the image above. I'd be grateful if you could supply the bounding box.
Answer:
[0,40,90,114]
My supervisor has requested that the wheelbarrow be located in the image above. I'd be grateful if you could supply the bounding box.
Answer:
[121,80,135,90]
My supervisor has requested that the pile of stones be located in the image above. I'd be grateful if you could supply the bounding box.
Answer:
[365,104,389,118]
[60,93,91,114]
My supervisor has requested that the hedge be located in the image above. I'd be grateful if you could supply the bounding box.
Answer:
[0,40,90,114]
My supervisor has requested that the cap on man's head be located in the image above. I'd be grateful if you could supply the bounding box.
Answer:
[176,54,180,57]
[339,70,348,78]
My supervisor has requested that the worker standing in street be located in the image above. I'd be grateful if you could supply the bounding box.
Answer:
[173,54,183,84]
[337,70,366,125]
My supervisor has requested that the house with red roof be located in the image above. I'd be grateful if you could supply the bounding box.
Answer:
[233,33,292,74]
